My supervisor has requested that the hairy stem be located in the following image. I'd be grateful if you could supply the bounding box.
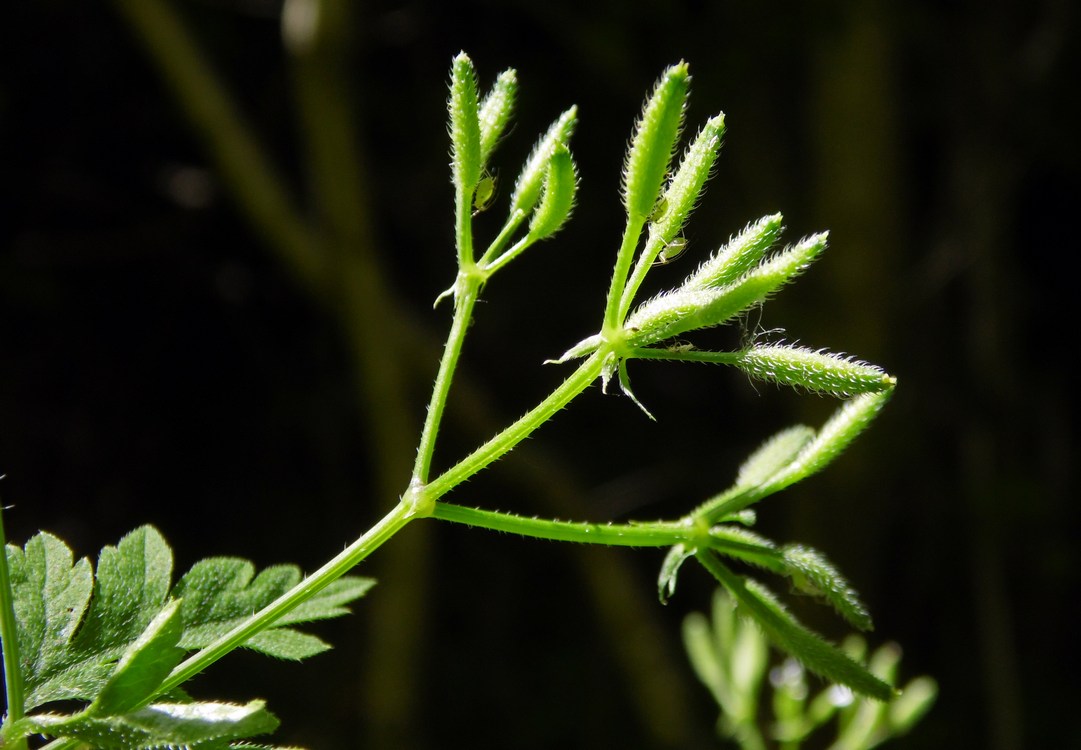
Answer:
[423,350,607,500]
[0,508,28,748]
[413,274,482,484]
[160,501,416,694]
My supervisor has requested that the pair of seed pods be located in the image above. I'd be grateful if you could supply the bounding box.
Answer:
[471,174,686,264]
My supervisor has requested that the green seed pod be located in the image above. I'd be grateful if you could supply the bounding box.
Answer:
[652,114,725,245]
[448,52,482,191]
[682,213,783,292]
[622,62,690,221]
[627,233,829,347]
[528,146,578,241]
[478,68,517,165]
[734,345,896,397]
[510,107,578,216]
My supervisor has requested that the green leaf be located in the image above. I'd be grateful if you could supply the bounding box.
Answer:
[657,544,693,603]
[6,527,373,712]
[89,599,185,716]
[5,531,93,688]
[696,552,893,701]
[243,628,330,661]
[780,545,872,631]
[173,557,373,657]
[19,526,173,709]
[23,699,279,749]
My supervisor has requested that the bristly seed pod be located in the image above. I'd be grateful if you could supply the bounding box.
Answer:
[622,62,690,221]
[449,52,482,191]
[527,146,578,241]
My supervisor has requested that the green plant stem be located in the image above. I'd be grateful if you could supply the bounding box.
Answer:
[423,350,607,500]
[0,509,28,749]
[412,273,483,484]
[432,502,691,546]
[456,185,476,266]
[603,218,647,333]
[160,500,417,695]
[628,347,743,364]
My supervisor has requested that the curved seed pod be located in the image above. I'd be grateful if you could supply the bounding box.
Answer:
[622,62,690,221]
[527,146,578,241]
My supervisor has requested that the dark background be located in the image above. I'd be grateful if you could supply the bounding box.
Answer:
[2,0,1077,747]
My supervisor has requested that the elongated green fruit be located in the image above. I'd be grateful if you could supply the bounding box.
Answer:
[625,233,828,347]
[697,552,893,700]
[510,107,578,216]
[649,114,725,246]
[622,62,690,220]
[734,345,896,397]
[478,68,517,164]
[449,52,482,191]
[682,213,783,291]
[527,145,577,241]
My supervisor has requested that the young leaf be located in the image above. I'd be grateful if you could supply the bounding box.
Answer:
[780,545,872,632]
[89,599,185,716]
[22,699,279,749]
[657,544,693,603]
[696,551,893,700]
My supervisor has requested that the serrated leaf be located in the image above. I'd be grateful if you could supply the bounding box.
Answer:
[8,526,373,713]
[90,600,185,716]
[173,557,372,653]
[697,551,893,700]
[23,699,279,749]
[75,526,173,654]
[274,577,376,626]
[5,532,93,684]
[243,628,330,661]
[17,526,173,709]
[781,545,872,632]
